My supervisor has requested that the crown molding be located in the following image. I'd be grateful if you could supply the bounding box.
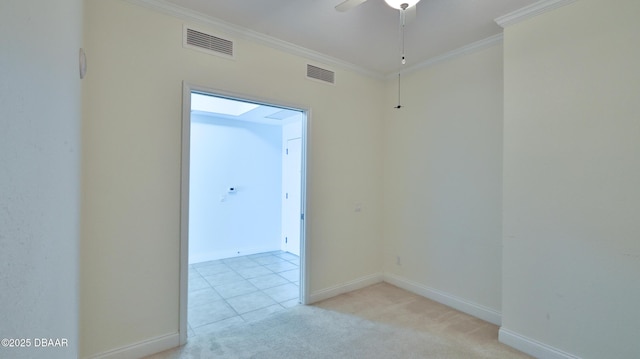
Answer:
[385,33,504,79]
[495,0,577,28]
[123,0,519,81]
[124,0,384,80]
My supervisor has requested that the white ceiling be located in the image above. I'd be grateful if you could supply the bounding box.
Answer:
[191,92,303,126]
[163,0,538,76]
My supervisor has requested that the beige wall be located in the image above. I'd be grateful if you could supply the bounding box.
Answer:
[0,0,83,358]
[382,43,504,316]
[81,0,640,358]
[501,0,640,357]
[81,0,384,356]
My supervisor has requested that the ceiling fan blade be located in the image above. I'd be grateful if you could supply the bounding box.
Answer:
[335,0,369,12]
[404,5,417,24]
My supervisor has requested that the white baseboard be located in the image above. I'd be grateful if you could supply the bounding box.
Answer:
[499,328,581,359]
[383,273,502,326]
[87,332,180,359]
[308,272,383,304]
[189,246,281,264]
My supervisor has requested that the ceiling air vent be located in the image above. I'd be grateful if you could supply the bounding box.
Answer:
[183,25,233,58]
[307,64,335,85]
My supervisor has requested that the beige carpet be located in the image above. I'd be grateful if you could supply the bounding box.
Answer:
[147,283,531,358]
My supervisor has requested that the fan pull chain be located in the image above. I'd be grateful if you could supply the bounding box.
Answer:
[395,8,407,109]
[395,73,402,109]
[401,9,406,65]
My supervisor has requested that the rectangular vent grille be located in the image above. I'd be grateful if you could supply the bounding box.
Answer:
[184,27,233,57]
[307,64,335,84]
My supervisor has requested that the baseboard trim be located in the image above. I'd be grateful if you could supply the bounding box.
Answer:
[87,332,180,359]
[189,246,281,264]
[383,273,502,326]
[308,272,383,304]
[499,328,581,359]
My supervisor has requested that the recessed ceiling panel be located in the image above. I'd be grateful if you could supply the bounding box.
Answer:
[191,93,259,116]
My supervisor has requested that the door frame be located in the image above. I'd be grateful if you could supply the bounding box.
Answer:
[179,82,310,344]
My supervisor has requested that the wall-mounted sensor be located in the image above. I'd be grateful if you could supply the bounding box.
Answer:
[228,187,237,193]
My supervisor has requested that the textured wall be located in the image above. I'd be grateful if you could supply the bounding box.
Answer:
[502,0,640,357]
[0,1,82,358]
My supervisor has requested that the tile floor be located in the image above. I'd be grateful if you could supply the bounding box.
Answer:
[188,250,300,337]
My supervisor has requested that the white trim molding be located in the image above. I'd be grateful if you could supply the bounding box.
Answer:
[495,0,578,28]
[386,34,503,79]
[308,273,383,304]
[86,332,180,359]
[383,273,502,326]
[499,328,582,359]
[124,0,381,79]
[125,0,517,80]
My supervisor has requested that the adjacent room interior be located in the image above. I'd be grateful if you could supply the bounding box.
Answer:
[186,92,305,336]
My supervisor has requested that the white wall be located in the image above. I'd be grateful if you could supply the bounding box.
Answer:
[501,1,640,358]
[0,1,82,358]
[189,115,283,263]
[81,0,384,357]
[382,42,504,322]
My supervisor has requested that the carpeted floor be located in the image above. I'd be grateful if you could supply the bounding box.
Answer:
[146,282,531,358]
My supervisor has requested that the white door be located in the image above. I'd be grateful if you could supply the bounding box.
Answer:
[282,137,302,256]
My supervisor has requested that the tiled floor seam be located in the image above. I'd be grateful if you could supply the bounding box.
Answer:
[187,251,300,336]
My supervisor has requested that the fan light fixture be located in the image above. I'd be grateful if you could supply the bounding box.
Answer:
[333,0,421,109]
[384,0,420,10]
[389,0,420,109]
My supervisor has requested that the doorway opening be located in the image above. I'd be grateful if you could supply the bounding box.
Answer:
[179,84,308,343]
